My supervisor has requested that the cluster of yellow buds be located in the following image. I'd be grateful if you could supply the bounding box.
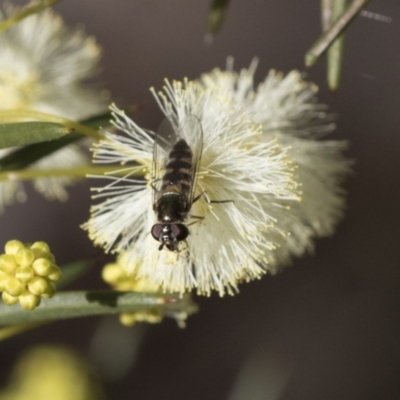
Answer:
[102,256,163,326]
[0,240,61,310]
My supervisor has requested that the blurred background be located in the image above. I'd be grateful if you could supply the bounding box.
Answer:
[1,0,400,399]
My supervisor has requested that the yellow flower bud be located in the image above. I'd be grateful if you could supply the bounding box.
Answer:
[48,265,62,282]
[135,310,162,324]
[6,278,25,296]
[28,276,49,296]
[0,271,8,291]
[133,279,160,293]
[0,240,60,309]
[46,253,56,263]
[31,248,46,260]
[118,281,135,291]
[119,310,162,326]
[5,240,25,255]
[19,291,41,310]
[41,282,56,299]
[2,291,18,305]
[15,266,34,283]
[32,258,52,276]
[30,241,50,254]
[15,248,35,268]
[102,264,125,284]
[119,313,137,326]
[0,254,18,274]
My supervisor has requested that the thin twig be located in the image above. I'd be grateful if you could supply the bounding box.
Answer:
[306,0,370,67]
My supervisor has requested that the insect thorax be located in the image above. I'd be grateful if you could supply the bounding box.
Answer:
[155,192,188,223]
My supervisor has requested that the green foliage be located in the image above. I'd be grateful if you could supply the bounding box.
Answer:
[0,290,196,326]
[0,122,70,150]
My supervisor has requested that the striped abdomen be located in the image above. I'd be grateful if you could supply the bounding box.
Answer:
[161,139,193,195]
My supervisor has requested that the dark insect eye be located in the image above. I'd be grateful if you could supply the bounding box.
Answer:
[151,224,163,241]
[171,224,189,241]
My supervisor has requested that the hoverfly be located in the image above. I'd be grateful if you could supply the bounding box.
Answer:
[150,115,203,252]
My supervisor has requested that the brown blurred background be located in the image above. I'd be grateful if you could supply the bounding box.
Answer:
[1,1,400,399]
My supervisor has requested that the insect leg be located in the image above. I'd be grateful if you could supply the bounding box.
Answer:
[190,215,205,220]
[151,178,162,192]
[176,240,190,258]
[193,190,234,204]
[186,220,201,227]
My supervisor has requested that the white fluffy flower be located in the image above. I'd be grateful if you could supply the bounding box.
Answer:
[0,6,107,211]
[85,62,350,296]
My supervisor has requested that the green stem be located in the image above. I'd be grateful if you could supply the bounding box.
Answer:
[0,0,62,34]
[0,165,146,182]
[305,0,370,67]
[0,109,103,141]
[0,290,197,326]
[321,0,334,31]
[0,166,144,181]
[327,0,347,91]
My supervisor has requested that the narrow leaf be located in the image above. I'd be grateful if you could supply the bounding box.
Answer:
[327,0,347,91]
[0,291,196,326]
[305,0,370,67]
[0,122,71,149]
[58,260,91,288]
[0,166,143,182]
[0,132,83,171]
[0,107,139,170]
[206,0,231,42]
[0,109,103,141]
[321,0,334,31]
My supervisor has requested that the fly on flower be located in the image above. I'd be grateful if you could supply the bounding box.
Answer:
[151,115,203,252]
[85,62,350,296]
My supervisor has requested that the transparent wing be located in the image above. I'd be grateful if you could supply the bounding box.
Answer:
[178,115,203,206]
[152,115,203,207]
[152,117,178,205]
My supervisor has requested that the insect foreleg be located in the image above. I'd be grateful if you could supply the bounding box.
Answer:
[151,178,162,193]
[193,190,234,204]
[189,215,205,220]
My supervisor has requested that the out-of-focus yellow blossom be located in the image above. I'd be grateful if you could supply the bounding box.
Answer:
[102,255,164,326]
[102,254,192,328]
[0,6,109,211]
[0,240,61,310]
[0,345,105,400]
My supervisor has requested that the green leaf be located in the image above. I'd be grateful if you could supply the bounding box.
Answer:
[0,107,138,170]
[82,112,113,131]
[327,0,347,91]
[0,109,104,142]
[206,0,231,39]
[0,291,197,326]
[0,132,83,171]
[0,122,71,150]
[58,261,92,289]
